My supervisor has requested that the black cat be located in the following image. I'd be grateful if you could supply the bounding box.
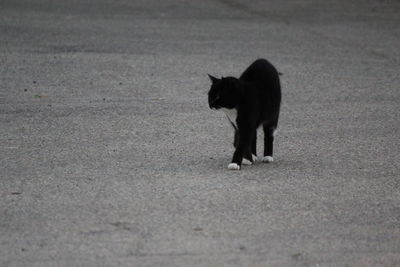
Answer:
[208,58,281,170]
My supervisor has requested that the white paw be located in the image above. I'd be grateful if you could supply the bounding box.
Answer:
[242,158,252,165]
[242,154,258,165]
[262,156,274,163]
[228,163,241,170]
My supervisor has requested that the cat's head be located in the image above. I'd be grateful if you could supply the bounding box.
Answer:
[207,74,240,110]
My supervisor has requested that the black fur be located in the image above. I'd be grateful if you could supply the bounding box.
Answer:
[208,58,281,169]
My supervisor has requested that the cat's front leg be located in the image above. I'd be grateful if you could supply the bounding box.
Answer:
[242,131,257,165]
[230,130,242,169]
[234,130,255,166]
[229,127,253,170]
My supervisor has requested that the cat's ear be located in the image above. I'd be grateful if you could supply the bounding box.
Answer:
[208,74,219,84]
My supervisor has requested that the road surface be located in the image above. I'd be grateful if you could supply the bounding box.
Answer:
[1,0,400,266]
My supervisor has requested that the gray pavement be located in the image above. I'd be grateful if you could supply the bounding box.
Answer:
[1,0,400,266]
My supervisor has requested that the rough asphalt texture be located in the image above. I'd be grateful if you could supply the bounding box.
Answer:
[1,0,400,266]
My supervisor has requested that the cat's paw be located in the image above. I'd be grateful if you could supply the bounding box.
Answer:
[228,163,241,170]
[242,158,252,165]
[242,154,257,165]
[262,156,274,163]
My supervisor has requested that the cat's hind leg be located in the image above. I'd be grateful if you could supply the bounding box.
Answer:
[262,124,276,163]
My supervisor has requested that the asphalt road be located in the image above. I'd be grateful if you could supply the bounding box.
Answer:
[1,0,400,266]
